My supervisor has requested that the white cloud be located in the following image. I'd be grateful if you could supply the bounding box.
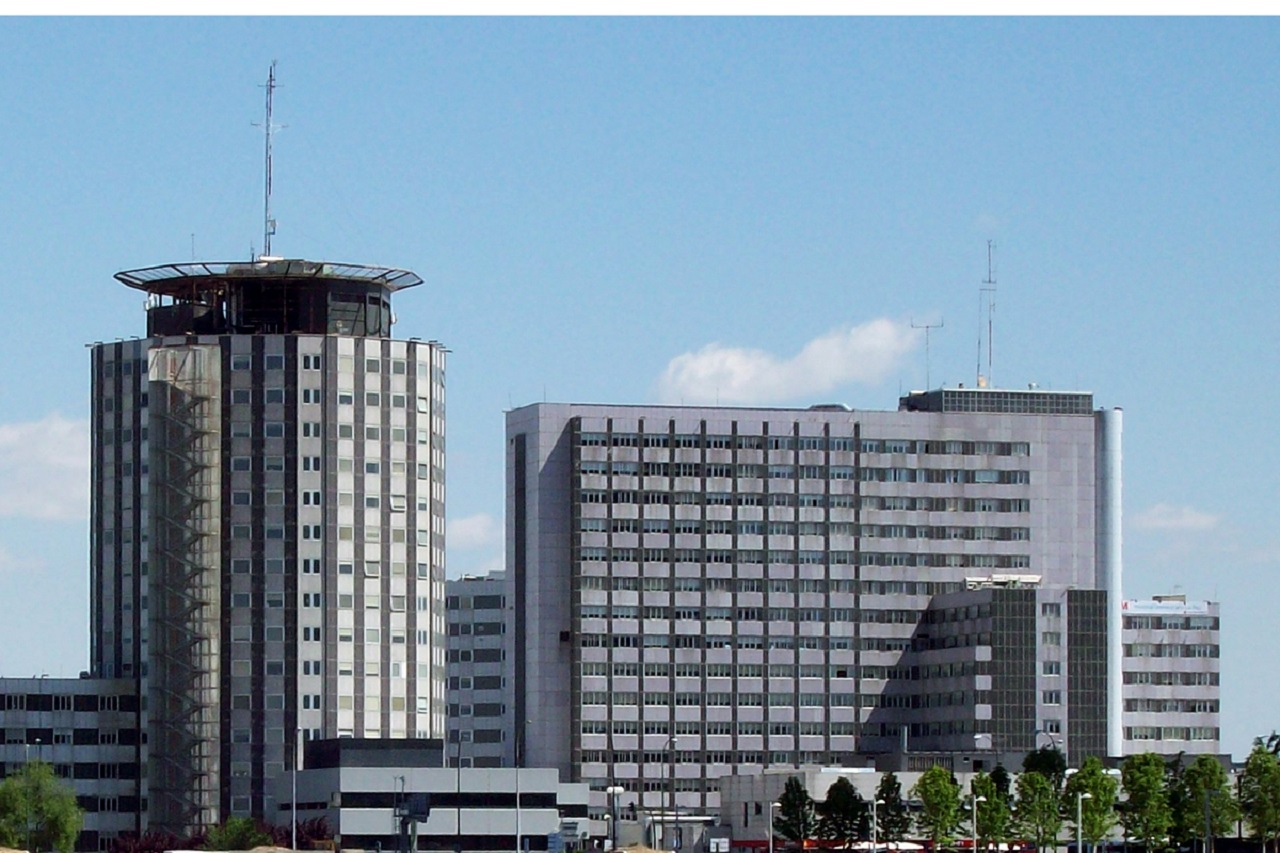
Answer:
[447,512,501,550]
[0,415,89,521]
[656,319,920,406]
[1132,503,1220,532]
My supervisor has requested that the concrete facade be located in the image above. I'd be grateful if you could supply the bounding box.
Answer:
[1121,596,1221,755]
[0,677,140,851]
[446,572,516,769]
[89,259,448,829]
[274,739,590,853]
[504,391,1123,819]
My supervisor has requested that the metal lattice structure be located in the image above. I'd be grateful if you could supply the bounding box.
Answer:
[146,346,222,834]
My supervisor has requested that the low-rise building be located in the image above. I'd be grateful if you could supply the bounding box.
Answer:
[1121,595,1221,755]
[0,676,141,851]
[275,738,591,853]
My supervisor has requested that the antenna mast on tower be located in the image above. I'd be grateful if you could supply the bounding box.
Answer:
[259,61,279,259]
[977,240,997,387]
[911,317,944,390]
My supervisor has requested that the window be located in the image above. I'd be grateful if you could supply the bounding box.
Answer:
[231,355,251,370]
[1042,690,1061,705]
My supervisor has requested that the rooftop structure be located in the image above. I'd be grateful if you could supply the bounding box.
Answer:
[115,258,422,337]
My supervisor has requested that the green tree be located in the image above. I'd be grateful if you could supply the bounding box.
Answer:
[912,765,962,847]
[972,772,1012,850]
[1024,746,1069,793]
[874,772,911,844]
[0,760,84,853]
[1170,755,1238,853]
[989,766,1014,809]
[817,777,870,848]
[1014,771,1062,853]
[1121,753,1173,853]
[774,776,818,848]
[1240,746,1280,853]
[203,817,272,851]
[1064,756,1120,850]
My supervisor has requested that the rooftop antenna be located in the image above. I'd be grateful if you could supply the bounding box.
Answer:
[911,317,944,390]
[977,240,997,387]
[255,61,280,259]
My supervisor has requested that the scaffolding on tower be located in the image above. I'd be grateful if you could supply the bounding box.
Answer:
[146,345,223,834]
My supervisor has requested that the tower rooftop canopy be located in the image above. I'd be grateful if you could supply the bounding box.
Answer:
[115,258,422,294]
[116,258,422,337]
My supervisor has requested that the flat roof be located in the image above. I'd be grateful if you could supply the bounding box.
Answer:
[114,258,423,296]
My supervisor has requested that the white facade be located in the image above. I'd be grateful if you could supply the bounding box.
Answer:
[1121,596,1221,755]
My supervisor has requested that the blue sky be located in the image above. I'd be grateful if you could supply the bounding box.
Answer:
[0,18,1274,758]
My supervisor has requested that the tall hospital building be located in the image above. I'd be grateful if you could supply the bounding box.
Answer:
[506,390,1125,819]
[89,259,447,832]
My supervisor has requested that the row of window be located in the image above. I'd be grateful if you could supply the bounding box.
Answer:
[583,524,1031,542]
[1126,726,1220,741]
[1124,699,1219,713]
[1123,670,1219,686]
[579,548,1032,568]
[230,353,427,376]
[230,457,441,481]
[581,662,861,678]
[228,524,432,545]
[581,719,860,736]
[584,499,1029,530]
[580,634,858,650]
[581,469,1029,496]
[234,491,423,511]
[580,605,930,623]
[1123,615,1219,631]
[0,694,134,713]
[583,461,1033,484]
[581,691,868,707]
[1124,643,1220,658]
[445,594,506,610]
[229,558,433,578]
[0,728,136,745]
[579,576,958,596]
[581,433,1031,456]
[583,777,727,796]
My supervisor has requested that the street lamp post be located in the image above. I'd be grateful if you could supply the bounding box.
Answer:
[606,786,625,851]
[1077,792,1093,853]
[872,799,884,853]
[972,795,987,853]
[659,736,677,851]
[768,801,781,853]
